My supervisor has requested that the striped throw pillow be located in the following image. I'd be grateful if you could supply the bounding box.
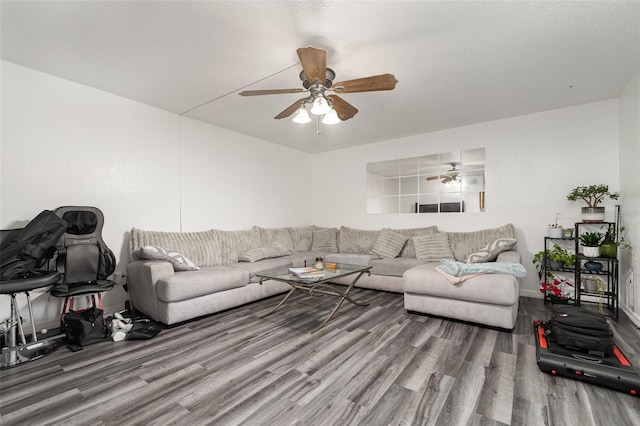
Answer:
[413,233,455,261]
[371,228,409,258]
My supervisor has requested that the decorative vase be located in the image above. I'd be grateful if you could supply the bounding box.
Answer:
[314,257,324,269]
[583,246,600,258]
[563,228,574,239]
[599,243,618,259]
[581,207,605,223]
[548,228,563,238]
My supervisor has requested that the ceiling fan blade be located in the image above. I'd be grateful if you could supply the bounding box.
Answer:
[274,97,307,120]
[297,47,327,85]
[327,95,358,121]
[441,176,453,184]
[332,74,398,93]
[426,176,442,181]
[239,88,306,96]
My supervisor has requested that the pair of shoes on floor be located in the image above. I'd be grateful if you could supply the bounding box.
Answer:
[110,311,133,342]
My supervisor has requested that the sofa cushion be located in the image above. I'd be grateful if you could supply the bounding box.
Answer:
[338,226,380,254]
[403,263,519,306]
[238,243,292,262]
[465,238,517,263]
[371,228,409,258]
[288,226,315,252]
[447,223,517,262]
[324,253,381,267]
[156,266,249,302]
[214,228,262,265]
[311,228,338,253]
[369,257,426,277]
[227,256,295,283]
[130,228,221,266]
[391,226,438,257]
[133,246,200,271]
[413,233,455,261]
[255,227,294,252]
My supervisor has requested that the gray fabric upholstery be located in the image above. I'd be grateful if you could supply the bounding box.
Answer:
[496,250,521,263]
[403,263,519,306]
[156,266,249,302]
[413,233,455,261]
[130,228,221,266]
[369,257,426,277]
[329,273,404,293]
[338,226,381,254]
[214,228,262,265]
[238,242,292,262]
[255,226,294,252]
[391,226,439,257]
[288,226,315,252]
[371,228,409,258]
[311,228,339,252]
[447,223,517,262]
[324,253,381,267]
[227,255,295,283]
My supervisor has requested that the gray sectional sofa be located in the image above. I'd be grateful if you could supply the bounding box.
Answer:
[127,223,522,329]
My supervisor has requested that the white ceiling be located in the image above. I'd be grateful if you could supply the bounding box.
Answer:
[2,1,639,154]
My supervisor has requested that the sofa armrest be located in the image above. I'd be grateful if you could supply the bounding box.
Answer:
[127,260,175,321]
[496,250,521,264]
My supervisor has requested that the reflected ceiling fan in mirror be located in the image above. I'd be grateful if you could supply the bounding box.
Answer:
[239,47,398,131]
[426,163,461,184]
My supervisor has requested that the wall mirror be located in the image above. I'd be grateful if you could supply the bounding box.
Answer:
[366,148,485,214]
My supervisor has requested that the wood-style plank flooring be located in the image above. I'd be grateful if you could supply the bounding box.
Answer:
[1,290,640,425]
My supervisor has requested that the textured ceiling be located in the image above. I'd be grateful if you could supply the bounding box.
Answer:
[2,1,639,154]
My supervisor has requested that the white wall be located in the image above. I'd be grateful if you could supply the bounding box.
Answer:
[0,61,311,330]
[311,100,621,297]
[179,117,311,231]
[618,68,640,325]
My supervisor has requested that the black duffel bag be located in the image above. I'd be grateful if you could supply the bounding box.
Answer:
[545,304,614,356]
[63,307,107,350]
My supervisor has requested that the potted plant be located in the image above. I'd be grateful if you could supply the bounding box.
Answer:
[566,184,619,223]
[599,227,632,259]
[533,246,576,279]
[540,278,574,304]
[548,213,563,238]
[579,231,603,257]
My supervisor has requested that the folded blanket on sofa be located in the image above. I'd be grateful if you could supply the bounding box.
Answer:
[437,259,527,278]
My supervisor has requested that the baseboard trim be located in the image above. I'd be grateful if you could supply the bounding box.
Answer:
[621,306,640,327]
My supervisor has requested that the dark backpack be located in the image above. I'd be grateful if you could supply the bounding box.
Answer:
[0,210,67,280]
[545,304,614,356]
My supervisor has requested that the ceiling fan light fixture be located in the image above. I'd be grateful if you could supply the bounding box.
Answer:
[310,96,331,115]
[322,108,340,125]
[292,106,311,124]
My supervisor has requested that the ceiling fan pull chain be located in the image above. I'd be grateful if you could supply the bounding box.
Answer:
[316,116,322,134]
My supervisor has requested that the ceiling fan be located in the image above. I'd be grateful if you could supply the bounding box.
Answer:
[426,163,461,184]
[239,46,398,123]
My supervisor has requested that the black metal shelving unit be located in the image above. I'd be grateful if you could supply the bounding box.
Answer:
[574,221,619,319]
[542,236,577,304]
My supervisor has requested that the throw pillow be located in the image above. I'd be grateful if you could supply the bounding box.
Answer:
[238,243,292,262]
[133,246,199,271]
[465,238,517,263]
[311,228,338,253]
[371,228,408,258]
[413,233,455,261]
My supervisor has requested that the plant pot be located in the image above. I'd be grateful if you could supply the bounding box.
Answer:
[563,228,574,239]
[581,207,605,223]
[583,246,600,258]
[548,228,563,238]
[599,243,618,259]
[549,295,569,304]
[549,260,564,269]
[584,260,603,272]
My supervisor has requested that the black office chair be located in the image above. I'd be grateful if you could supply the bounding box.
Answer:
[49,206,116,321]
[0,211,67,368]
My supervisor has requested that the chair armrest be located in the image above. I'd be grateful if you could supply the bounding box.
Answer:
[496,250,521,264]
[127,260,175,322]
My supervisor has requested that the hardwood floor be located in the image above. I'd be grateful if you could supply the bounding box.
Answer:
[1,290,640,425]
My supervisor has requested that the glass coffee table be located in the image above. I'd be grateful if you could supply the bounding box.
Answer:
[256,263,372,332]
